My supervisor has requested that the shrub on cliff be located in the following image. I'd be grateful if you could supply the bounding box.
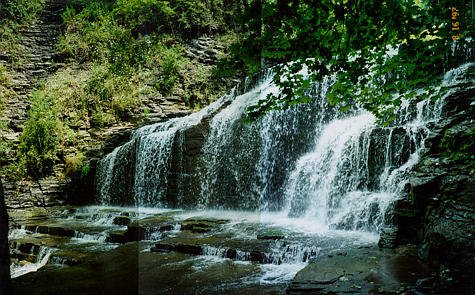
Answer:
[0,64,13,112]
[113,0,227,37]
[57,0,231,115]
[0,0,45,59]
[18,91,63,178]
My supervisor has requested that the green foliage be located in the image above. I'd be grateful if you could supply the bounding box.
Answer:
[236,0,475,122]
[91,107,115,128]
[113,0,175,34]
[148,44,188,93]
[18,91,63,178]
[215,1,262,77]
[0,64,13,113]
[58,4,122,63]
[0,0,44,24]
[0,0,45,58]
[113,0,227,37]
[0,64,11,86]
[0,121,11,167]
[65,152,90,178]
[15,62,144,178]
[43,66,89,112]
[58,0,235,110]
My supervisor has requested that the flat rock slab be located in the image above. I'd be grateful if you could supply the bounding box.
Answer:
[107,230,128,243]
[52,249,97,266]
[150,228,283,264]
[180,217,230,233]
[9,235,71,249]
[288,246,434,294]
[8,206,70,223]
[112,216,131,226]
[25,225,75,237]
[257,229,286,240]
[126,214,177,241]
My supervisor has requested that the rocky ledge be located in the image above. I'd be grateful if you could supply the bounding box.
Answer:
[288,246,434,294]
[379,81,475,292]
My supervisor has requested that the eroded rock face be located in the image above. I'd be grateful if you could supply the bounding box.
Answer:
[1,0,68,209]
[0,180,11,293]
[388,87,475,292]
[412,161,475,292]
[185,37,223,65]
[288,246,434,294]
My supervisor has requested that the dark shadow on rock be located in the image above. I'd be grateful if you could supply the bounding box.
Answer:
[0,179,11,294]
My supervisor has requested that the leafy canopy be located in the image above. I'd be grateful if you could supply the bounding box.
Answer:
[235,0,474,122]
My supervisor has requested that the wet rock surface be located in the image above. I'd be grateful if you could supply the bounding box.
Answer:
[387,86,475,292]
[257,229,286,240]
[125,214,176,241]
[12,242,283,295]
[288,246,434,294]
[180,217,230,233]
[8,207,291,293]
[112,216,131,226]
[10,206,469,294]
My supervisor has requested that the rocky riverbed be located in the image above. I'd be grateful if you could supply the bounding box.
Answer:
[9,206,452,294]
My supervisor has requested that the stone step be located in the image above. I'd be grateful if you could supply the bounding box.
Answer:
[124,216,177,242]
[23,62,53,70]
[11,83,30,90]
[8,119,25,132]
[11,82,26,89]
[28,69,48,75]
[5,105,28,111]
[2,132,21,142]
[29,53,56,60]
[150,239,317,265]
[24,225,76,238]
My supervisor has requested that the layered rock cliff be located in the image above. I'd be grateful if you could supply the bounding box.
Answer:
[389,67,474,291]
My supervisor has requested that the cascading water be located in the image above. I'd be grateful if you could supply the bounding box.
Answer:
[283,94,444,232]
[10,245,55,278]
[95,63,470,234]
[95,87,240,207]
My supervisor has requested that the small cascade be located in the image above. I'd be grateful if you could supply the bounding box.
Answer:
[265,242,320,264]
[10,245,56,278]
[200,243,319,264]
[73,231,109,242]
[8,206,156,278]
[201,245,227,257]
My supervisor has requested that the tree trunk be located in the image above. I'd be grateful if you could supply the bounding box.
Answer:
[0,179,11,294]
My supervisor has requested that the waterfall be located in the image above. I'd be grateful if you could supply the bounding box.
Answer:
[198,74,335,210]
[95,63,471,233]
[284,113,377,224]
[95,86,240,206]
[197,77,275,209]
